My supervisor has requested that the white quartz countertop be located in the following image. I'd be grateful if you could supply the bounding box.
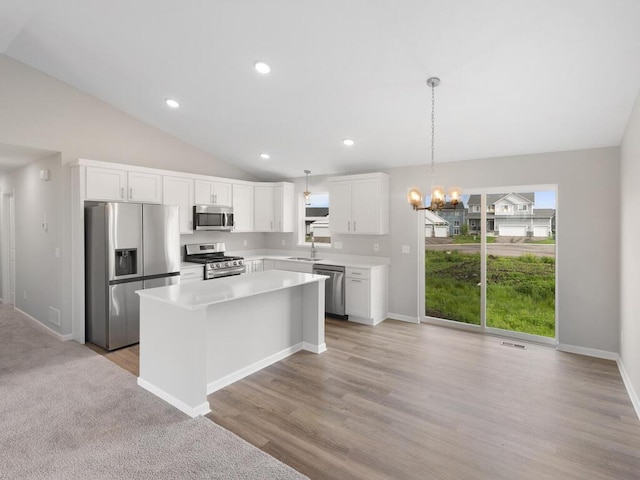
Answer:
[137,270,327,310]
[243,255,388,269]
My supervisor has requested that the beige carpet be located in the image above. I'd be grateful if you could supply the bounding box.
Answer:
[0,305,307,479]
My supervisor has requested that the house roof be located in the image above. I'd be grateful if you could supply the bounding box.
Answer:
[424,210,449,225]
[467,193,535,205]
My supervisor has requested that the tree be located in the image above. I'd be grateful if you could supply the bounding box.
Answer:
[461,222,469,236]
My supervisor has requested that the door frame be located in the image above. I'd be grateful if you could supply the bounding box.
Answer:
[2,190,16,306]
[420,184,559,346]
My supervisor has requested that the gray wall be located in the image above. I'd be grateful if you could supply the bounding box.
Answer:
[268,147,621,353]
[620,89,640,407]
[387,148,620,355]
[0,154,63,330]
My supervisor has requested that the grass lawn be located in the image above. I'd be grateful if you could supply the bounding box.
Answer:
[425,250,555,337]
[452,235,496,244]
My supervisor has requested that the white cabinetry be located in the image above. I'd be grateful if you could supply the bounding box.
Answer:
[244,259,264,274]
[163,176,194,234]
[194,180,232,206]
[180,265,204,284]
[232,184,254,232]
[128,172,162,203]
[263,259,275,271]
[345,266,388,325]
[253,183,294,232]
[328,173,389,235]
[86,166,128,201]
[85,166,162,203]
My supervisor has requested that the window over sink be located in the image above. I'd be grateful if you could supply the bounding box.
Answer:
[299,192,331,246]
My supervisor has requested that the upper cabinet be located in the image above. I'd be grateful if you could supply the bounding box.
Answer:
[85,166,128,201]
[253,183,294,232]
[194,180,232,206]
[85,166,162,203]
[328,172,389,235]
[163,176,194,234]
[128,172,162,203]
[232,183,254,232]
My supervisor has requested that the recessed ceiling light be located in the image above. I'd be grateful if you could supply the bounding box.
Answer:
[254,61,271,74]
[260,153,270,160]
[165,98,180,109]
[342,139,355,146]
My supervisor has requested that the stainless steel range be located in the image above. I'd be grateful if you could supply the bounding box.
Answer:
[185,243,245,279]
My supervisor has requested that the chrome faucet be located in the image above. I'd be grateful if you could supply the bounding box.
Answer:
[310,230,316,260]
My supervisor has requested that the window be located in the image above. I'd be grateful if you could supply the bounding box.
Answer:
[518,204,528,211]
[453,220,460,226]
[502,205,509,212]
[301,193,330,245]
[453,227,460,235]
[472,205,480,213]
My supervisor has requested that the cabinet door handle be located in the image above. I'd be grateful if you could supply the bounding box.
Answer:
[210,194,214,203]
[120,187,124,199]
[351,272,362,275]
[214,194,217,203]
[350,279,362,283]
[348,221,350,231]
[270,221,273,230]
[129,187,133,199]
[354,221,356,231]
[279,221,282,230]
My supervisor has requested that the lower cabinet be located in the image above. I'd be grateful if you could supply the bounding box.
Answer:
[180,265,204,284]
[244,259,264,274]
[345,266,388,325]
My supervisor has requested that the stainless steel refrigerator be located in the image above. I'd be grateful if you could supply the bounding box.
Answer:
[85,202,180,350]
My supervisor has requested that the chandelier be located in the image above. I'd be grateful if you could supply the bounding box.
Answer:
[408,77,461,211]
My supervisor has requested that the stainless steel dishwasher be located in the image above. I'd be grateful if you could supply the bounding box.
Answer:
[313,264,348,319]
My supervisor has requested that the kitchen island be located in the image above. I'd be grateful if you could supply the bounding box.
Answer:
[136,270,327,417]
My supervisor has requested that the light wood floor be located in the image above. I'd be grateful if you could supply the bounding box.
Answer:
[92,319,640,480]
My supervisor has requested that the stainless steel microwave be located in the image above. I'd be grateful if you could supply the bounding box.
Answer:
[193,205,234,231]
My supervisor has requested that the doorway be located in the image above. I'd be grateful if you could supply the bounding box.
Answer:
[424,186,557,343]
[2,192,16,306]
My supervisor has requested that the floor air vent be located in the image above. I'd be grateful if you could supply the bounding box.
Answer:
[501,341,526,349]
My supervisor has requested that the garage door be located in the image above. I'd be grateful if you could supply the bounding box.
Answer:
[533,226,549,237]
[498,225,527,237]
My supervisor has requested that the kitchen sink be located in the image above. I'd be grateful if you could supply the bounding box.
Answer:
[286,257,322,262]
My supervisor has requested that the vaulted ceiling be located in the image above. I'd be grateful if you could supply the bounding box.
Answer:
[2,0,640,179]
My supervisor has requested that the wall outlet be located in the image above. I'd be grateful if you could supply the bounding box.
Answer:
[49,306,61,326]
[334,241,343,249]
[373,243,379,252]
[243,239,247,247]
[55,247,61,258]
[402,245,410,254]
[281,239,286,246]
[23,291,27,301]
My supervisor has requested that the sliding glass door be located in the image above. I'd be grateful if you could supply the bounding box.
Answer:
[424,187,557,342]
[424,207,481,326]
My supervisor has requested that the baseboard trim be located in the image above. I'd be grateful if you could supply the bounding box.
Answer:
[137,377,211,418]
[387,312,420,324]
[617,357,640,421]
[15,307,72,342]
[303,342,327,354]
[556,343,618,361]
[207,343,304,394]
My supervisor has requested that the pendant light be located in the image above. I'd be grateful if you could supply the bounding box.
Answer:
[408,77,461,211]
[303,170,312,205]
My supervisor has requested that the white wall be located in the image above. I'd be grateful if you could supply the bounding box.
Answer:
[620,90,640,413]
[267,147,621,354]
[0,154,63,331]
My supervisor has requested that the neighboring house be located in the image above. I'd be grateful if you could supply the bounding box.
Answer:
[467,193,555,237]
[305,206,329,242]
[437,201,466,236]
[425,210,449,238]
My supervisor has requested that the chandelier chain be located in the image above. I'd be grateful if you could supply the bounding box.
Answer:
[430,80,436,176]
